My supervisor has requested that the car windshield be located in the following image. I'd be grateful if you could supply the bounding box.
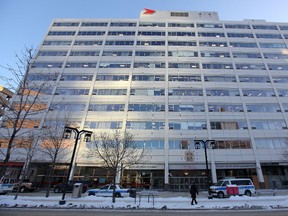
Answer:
[215,180,224,186]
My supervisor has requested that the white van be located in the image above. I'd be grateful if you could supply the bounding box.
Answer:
[0,178,15,195]
[209,178,255,198]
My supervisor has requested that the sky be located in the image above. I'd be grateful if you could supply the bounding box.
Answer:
[0,192,288,210]
[1,0,288,86]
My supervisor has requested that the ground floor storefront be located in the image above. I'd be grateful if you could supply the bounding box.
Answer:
[1,162,288,191]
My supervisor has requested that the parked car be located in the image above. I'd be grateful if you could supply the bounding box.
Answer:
[13,179,37,193]
[87,184,130,197]
[0,178,15,195]
[53,181,88,193]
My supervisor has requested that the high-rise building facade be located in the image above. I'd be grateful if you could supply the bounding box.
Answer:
[2,9,288,190]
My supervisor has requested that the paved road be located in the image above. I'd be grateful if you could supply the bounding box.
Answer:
[1,208,288,216]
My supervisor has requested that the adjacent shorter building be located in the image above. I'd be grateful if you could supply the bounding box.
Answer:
[0,85,13,119]
[1,9,288,190]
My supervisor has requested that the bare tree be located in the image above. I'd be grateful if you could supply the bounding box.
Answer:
[13,132,41,200]
[0,48,55,178]
[88,130,146,203]
[40,112,73,197]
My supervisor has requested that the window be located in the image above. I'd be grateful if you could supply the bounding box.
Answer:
[169,63,200,69]
[263,53,288,59]
[168,75,201,82]
[31,62,63,68]
[102,51,133,56]
[110,22,136,27]
[81,22,108,26]
[208,104,243,112]
[168,32,195,36]
[55,88,90,95]
[96,75,129,81]
[198,32,225,37]
[225,24,250,29]
[233,52,262,58]
[105,40,134,46]
[255,138,288,149]
[135,51,165,56]
[168,89,203,96]
[78,31,105,36]
[201,51,230,58]
[99,62,131,68]
[137,41,165,46]
[108,31,136,36]
[252,25,278,30]
[92,89,127,95]
[239,76,270,83]
[168,41,196,46]
[133,62,165,68]
[49,103,86,111]
[74,40,103,46]
[53,22,79,26]
[246,104,280,112]
[133,75,165,81]
[171,12,189,17]
[88,104,125,111]
[204,75,236,82]
[268,64,288,70]
[169,121,207,130]
[70,51,100,56]
[48,31,76,36]
[230,42,257,48]
[43,40,72,46]
[65,62,97,68]
[138,31,165,36]
[128,104,164,112]
[197,23,223,28]
[242,89,275,97]
[168,23,194,27]
[60,75,93,81]
[272,76,288,83]
[85,121,123,129]
[210,121,247,130]
[259,43,287,48]
[202,63,233,69]
[130,89,165,96]
[168,104,205,112]
[199,41,227,47]
[250,120,287,130]
[135,140,164,149]
[126,121,165,130]
[139,22,165,27]
[256,34,282,39]
[37,51,68,56]
[227,33,254,38]
[235,64,265,70]
[206,89,239,96]
[169,51,198,57]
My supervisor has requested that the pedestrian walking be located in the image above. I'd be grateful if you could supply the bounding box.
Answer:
[190,184,199,205]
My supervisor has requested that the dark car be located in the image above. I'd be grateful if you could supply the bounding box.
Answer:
[53,181,88,193]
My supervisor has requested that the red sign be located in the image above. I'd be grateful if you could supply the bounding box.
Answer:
[143,8,155,15]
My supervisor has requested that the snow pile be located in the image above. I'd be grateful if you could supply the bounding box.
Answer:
[0,194,288,210]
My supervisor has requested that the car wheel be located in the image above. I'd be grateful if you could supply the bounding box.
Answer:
[20,186,26,193]
[244,190,252,196]
[115,192,121,198]
[54,187,60,193]
[217,191,225,199]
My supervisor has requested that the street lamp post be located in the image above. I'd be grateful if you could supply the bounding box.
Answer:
[194,139,215,199]
[59,126,92,205]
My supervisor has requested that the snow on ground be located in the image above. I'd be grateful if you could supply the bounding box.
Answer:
[1,194,288,210]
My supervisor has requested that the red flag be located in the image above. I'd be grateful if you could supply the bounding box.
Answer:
[143,8,156,15]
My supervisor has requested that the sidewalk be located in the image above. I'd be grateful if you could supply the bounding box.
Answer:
[1,189,288,210]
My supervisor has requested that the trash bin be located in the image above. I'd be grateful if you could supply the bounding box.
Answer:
[129,188,137,198]
[72,183,83,198]
[226,184,239,196]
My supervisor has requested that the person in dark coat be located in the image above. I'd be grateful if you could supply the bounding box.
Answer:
[190,184,199,205]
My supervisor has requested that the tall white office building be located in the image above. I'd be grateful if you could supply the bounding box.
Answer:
[2,9,288,190]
